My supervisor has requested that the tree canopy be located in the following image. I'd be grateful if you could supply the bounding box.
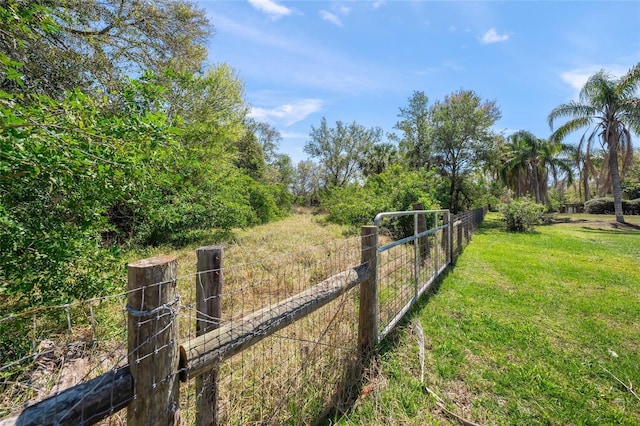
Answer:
[304,117,383,188]
[1,0,211,95]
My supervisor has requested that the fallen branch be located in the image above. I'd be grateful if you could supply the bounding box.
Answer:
[601,365,640,403]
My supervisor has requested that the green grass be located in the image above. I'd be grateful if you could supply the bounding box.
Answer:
[335,212,640,425]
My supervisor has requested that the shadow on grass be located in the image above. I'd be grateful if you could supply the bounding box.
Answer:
[581,226,640,235]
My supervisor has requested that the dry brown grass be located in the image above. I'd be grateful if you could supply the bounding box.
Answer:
[1,209,364,424]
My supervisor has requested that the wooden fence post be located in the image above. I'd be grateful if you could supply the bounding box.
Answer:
[456,215,463,257]
[358,225,378,364]
[412,203,429,265]
[441,211,450,266]
[464,212,470,243]
[196,246,223,426]
[127,256,180,426]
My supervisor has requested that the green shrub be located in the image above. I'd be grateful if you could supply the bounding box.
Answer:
[626,198,640,215]
[322,165,440,231]
[499,198,544,232]
[584,197,640,215]
[584,197,615,214]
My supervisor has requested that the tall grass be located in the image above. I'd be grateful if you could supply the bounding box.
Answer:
[335,213,640,425]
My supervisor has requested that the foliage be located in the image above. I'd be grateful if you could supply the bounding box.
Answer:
[0,3,294,308]
[0,76,177,305]
[391,91,433,170]
[169,64,248,148]
[584,197,640,215]
[499,197,545,232]
[549,64,640,223]
[500,131,573,204]
[323,165,440,229]
[304,117,383,188]
[358,142,398,177]
[622,148,640,200]
[430,90,501,213]
[291,160,323,206]
[1,0,211,95]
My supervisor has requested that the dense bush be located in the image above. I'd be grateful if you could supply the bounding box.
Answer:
[499,198,545,232]
[0,81,173,305]
[1,73,289,306]
[323,165,440,232]
[584,197,640,215]
[627,198,640,215]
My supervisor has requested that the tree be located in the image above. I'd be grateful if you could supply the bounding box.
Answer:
[569,143,597,202]
[169,64,248,149]
[392,91,433,170]
[502,131,573,204]
[0,76,178,305]
[304,118,383,188]
[548,64,640,223]
[359,142,398,177]
[234,129,266,180]
[430,90,501,212]
[292,160,322,205]
[248,119,282,164]
[1,0,211,96]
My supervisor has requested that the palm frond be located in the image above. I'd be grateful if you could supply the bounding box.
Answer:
[580,70,617,110]
[548,102,596,130]
[550,116,594,143]
[616,62,640,99]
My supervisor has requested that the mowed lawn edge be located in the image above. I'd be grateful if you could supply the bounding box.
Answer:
[335,212,640,425]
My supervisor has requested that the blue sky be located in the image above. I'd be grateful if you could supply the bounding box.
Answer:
[195,0,640,163]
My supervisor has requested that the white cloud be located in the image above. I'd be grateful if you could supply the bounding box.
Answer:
[560,65,631,99]
[479,28,509,44]
[561,65,629,90]
[280,131,307,139]
[247,0,292,18]
[372,0,385,9]
[337,5,350,15]
[320,10,342,27]
[249,99,323,126]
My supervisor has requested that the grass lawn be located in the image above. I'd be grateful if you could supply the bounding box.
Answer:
[335,212,640,425]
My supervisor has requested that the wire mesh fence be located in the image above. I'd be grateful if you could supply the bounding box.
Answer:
[177,236,363,425]
[0,292,130,424]
[0,207,485,425]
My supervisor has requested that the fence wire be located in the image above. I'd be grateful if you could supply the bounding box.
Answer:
[177,236,362,425]
[0,208,484,425]
[0,292,130,424]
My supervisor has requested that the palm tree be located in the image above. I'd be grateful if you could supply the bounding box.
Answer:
[501,131,536,199]
[501,131,573,204]
[548,64,640,223]
[359,143,398,176]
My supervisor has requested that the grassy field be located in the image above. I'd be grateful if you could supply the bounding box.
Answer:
[334,213,640,425]
[4,209,639,424]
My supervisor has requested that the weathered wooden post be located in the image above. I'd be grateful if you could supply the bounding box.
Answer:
[412,203,429,265]
[358,225,378,364]
[196,246,223,426]
[127,256,180,426]
[444,211,452,265]
[441,211,448,265]
[464,211,470,243]
[456,215,463,258]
